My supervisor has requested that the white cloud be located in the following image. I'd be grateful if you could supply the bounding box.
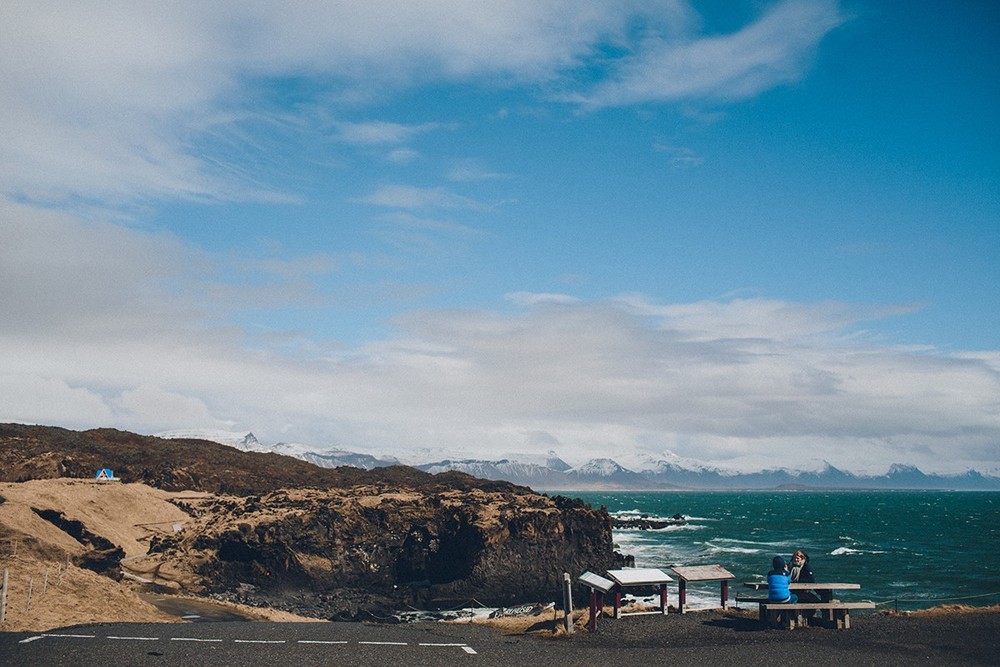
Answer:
[1,1,843,204]
[505,292,581,307]
[448,159,511,182]
[386,148,421,164]
[362,184,485,210]
[2,219,997,473]
[0,375,114,426]
[653,143,705,169]
[567,0,844,108]
[333,120,443,145]
[116,384,220,432]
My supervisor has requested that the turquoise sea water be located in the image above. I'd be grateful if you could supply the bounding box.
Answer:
[568,490,1000,611]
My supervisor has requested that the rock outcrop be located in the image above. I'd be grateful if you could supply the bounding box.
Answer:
[140,485,623,618]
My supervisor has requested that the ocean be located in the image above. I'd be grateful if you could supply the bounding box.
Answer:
[567,490,1000,612]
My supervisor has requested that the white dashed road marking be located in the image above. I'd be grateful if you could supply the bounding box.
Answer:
[16,632,477,655]
[420,643,468,647]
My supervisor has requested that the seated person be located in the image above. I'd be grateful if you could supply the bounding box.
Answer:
[789,549,831,603]
[767,556,797,603]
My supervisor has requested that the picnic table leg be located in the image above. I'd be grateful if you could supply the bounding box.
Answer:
[660,583,669,615]
[677,580,686,614]
[721,580,729,609]
[588,590,597,632]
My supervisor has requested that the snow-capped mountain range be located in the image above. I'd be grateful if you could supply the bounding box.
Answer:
[156,429,1000,491]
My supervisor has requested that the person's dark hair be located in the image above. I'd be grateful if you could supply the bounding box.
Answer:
[772,556,786,571]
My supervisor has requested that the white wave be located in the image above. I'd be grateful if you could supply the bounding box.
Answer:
[705,544,762,555]
[650,524,705,533]
[830,546,885,556]
[711,537,789,548]
[830,547,859,555]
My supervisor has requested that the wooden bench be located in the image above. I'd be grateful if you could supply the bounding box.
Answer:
[760,601,876,630]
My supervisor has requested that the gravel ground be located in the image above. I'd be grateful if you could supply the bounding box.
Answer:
[509,607,999,666]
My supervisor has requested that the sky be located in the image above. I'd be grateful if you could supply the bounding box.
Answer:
[2,0,998,474]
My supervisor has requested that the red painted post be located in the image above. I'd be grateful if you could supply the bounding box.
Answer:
[678,579,687,613]
[721,580,729,608]
[614,588,622,619]
[589,590,598,632]
[660,583,668,614]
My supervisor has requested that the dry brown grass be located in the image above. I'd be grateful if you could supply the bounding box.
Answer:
[904,604,1000,617]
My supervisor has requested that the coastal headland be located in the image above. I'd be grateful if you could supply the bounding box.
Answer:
[0,423,624,629]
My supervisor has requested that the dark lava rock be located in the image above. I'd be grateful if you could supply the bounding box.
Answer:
[149,486,627,618]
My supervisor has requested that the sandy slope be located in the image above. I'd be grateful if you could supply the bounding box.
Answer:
[0,478,312,631]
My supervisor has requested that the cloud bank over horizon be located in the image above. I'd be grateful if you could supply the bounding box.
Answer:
[3,199,998,474]
[2,1,997,476]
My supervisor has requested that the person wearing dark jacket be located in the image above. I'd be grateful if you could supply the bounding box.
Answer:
[789,549,831,603]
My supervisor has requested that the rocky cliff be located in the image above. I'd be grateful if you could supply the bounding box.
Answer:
[141,485,621,618]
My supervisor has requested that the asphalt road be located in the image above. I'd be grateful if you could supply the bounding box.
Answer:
[0,621,494,667]
[2,609,996,666]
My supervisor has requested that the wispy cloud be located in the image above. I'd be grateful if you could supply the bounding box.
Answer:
[332,120,444,146]
[448,158,512,182]
[361,184,485,210]
[2,1,845,205]
[653,143,705,169]
[565,0,845,108]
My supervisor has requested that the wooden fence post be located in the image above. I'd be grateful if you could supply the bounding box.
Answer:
[1,568,8,625]
[562,572,574,634]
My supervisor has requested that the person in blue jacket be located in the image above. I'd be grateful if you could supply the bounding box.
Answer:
[767,556,797,603]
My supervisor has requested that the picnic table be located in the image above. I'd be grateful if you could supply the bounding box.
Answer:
[742,581,862,592]
[740,581,872,629]
[670,564,735,613]
[605,568,673,618]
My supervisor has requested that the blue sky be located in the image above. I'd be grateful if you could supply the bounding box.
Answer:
[2,1,998,473]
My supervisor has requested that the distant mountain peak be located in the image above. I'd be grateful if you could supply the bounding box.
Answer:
[155,429,1000,491]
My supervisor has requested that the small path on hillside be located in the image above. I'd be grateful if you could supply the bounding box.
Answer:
[138,593,256,622]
